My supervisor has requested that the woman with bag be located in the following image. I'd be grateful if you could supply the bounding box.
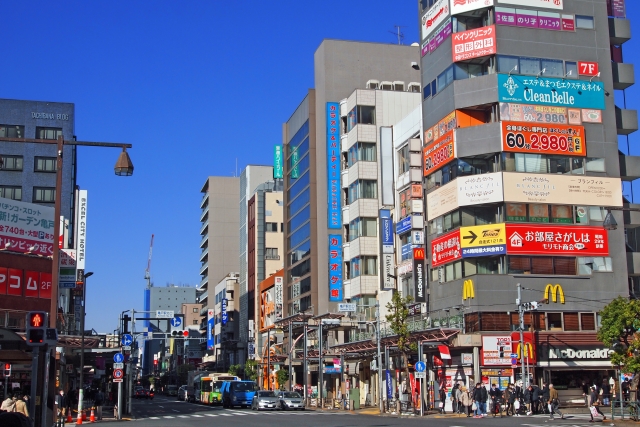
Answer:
[439,386,447,413]
[460,386,472,417]
[588,385,606,422]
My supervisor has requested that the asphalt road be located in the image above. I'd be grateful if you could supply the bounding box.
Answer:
[131,396,617,427]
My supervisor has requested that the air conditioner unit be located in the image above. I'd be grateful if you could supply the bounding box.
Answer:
[380,81,393,90]
[366,79,380,89]
[393,81,405,91]
[408,82,421,93]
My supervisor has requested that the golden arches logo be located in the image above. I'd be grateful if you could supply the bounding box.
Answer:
[515,342,534,361]
[462,280,474,300]
[544,284,565,304]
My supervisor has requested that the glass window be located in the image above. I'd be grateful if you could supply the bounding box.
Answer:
[288,121,309,158]
[0,155,23,171]
[288,254,311,277]
[423,84,431,99]
[358,106,375,125]
[362,256,377,275]
[288,189,310,217]
[578,257,613,274]
[519,57,541,75]
[554,257,576,275]
[398,144,410,174]
[509,256,531,274]
[547,313,563,330]
[437,66,454,92]
[497,55,519,74]
[541,59,563,77]
[288,223,310,250]
[586,157,605,172]
[571,157,584,175]
[431,80,437,97]
[549,156,571,174]
[34,157,56,172]
[289,206,310,234]
[477,257,501,274]
[266,222,278,232]
[0,186,21,201]
[580,313,595,330]
[265,248,279,260]
[0,125,24,138]
[36,127,63,140]
[564,62,578,79]
[575,15,594,29]
[348,180,377,203]
[531,257,553,274]
[289,153,309,179]
[350,257,361,278]
[288,171,309,201]
[33,187,55,203]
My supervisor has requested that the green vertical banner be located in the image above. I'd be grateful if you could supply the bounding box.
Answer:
[273,145,283,179]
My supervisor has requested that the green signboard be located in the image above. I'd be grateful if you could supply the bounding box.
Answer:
[273,145,283,179]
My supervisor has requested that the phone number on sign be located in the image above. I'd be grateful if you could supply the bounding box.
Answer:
[504,131,583,155]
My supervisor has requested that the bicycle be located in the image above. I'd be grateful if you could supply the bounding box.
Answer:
[491,399,504,418]
[627,400,640,421]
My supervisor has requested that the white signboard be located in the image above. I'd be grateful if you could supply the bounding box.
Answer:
[457,172,504,207]
[0,198,54,256]
[156,310,174,318]
[113,363,124,369]
[414,371,426,379]
[451,0,494,15]
[275,277,283,321]
[482,336,513,366]
[421,0,450,40]
[76,190,88,269]
[338,303,356,312]
[381,254,395,290]
[497,0,563,10]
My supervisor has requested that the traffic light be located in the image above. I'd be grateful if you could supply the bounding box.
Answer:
[26,311,48,346]
[122,314,131,334]
[171,330,189,338]
[3,363,10,377]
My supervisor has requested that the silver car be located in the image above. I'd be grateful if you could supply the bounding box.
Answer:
[278,391,305,410]
[251,390,279,411]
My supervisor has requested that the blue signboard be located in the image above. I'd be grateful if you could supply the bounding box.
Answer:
[328,234,343,302]
[326,102,342,229]
[380,209,394,254]
[221,298,228,325]
[415,361,426,372]
[324,366,342,374]
[498,73,605,110]
[462,245,506,257]
[386,370,393,399]
[401,243,419,259]
[207,317,214,350]
[395,216,412,235]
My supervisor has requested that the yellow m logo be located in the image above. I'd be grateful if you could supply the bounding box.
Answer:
[544,284,565,304]
[515,342,534,360]
[462,280,474,300]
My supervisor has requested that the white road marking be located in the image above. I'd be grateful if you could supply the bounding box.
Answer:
[162,416,174,419]
[192,414,204,417]
[220,413,233,416]
[148,417,159,419]
[178,415,190,418]
[172,409,180,412]
[205,413,218,417]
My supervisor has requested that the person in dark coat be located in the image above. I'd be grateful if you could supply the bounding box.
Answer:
[531,385,541,414]
[439,387,447,413]
[601,379,611,406]
[588,385,606,421]
[472,383,488,417]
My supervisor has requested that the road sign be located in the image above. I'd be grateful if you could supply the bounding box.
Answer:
[510,353,518,358]
[338,303,356,312]
[59,282,77,289]
[170,316,182,328]
[113,353,124,363]
[122,346,131,351]
[121,334,133,346]
[156,310,174,318]
[113,363,124,369]
[113,369,124,379]
[415,361,426,372]
[414,371,426,379]
[113,378,123,383]
[511,358,518,366]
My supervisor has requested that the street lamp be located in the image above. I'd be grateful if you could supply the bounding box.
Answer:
[77,271,94,424]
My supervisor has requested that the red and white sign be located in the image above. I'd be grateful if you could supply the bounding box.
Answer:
[431,229,461,268]
[0,199,55,257]
[505,224,608,256]
[421,0,450,41]
[452,25,496,62]
[451,0,494,15]
[482,336,513,366]
[578,61,599,76]
[113,369,124,379]
[496,0,563,10]
[0,267,52,299]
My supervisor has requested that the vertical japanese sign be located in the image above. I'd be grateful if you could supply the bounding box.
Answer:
[413,248,426,303]
[452,25,496,62]
[76,190,88,269]
[221,298,228,325]
[274,276,283,321]
[273,145,283,179]
[326,102,341,229]
[328,234,343,302]
[0,199,54,256]
[380,210,394,254]
[207,309,214,350]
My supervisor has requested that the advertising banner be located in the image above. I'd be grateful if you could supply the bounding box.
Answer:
[496,0,563,10]
[451,0,494,15]
[500,103,578,125]
[421,0,450,41]
[221,298,228,325]
[425,111,456,144]
[581,109,602,123]
[431,229,461,268]
[423,130,455,175]
[326,102,341,229]
[496,8,574,31]
[380,210,394,254]
[607,0,626,18]
[275,277,283,322]
[501,121,586,156]
[413,248,426,303]
[328,234,343,302]
[460,223,507,257]
[482,336,513,366]
[457,172,504,207]
[452,25,496,63]
[423,19,453,57]
[505,224,608,256]
[260,286,275,330]
[76,190,88,269]
[502,172,623,207]
[0,268,51,299]
[381,253,395,290]
[273,146,283,179]
[207,309,214,350]
[0,198,54,257]
[498,74,605,110]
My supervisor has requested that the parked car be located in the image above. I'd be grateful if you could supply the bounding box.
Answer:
[134,388,147,399]
[221,381,259,408]
[251,390,279,411]
[277,391,304,410]
[177,385,188,401]
[166,385,178,396]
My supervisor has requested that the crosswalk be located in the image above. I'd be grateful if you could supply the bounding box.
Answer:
[138,409,349,420]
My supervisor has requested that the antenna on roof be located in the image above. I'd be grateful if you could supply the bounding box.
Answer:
[389,25,406,45]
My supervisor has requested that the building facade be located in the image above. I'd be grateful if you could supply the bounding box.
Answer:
[211,273,240,371]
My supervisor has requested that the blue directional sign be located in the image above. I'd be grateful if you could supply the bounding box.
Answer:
[113,353,124,363]
[415,361,426,372]
[170,316,182,328]
[121,334,133,347]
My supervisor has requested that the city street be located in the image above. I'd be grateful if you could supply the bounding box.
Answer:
[130,396,620,427]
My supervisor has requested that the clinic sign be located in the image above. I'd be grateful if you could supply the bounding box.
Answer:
[498,74,605,110]
[452,25,496,62]
[497,0,563,10]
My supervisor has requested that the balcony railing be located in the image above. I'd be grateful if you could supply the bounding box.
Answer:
[265,254,280,260]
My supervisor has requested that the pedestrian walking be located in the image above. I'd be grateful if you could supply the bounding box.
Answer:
[601,379,611,406]
[472,383,488,418]
[588,385,606,422]
[489,383,503,417]
[55,390,67,427]
[95,388,105,420]
[1,393,16,412]
[439,386,447,413]
[548,384,564,420]
[460,386,472,417]
[453,383,461,413]
[541,382,550,414]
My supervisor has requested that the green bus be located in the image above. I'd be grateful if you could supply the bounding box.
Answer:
[200,374,239,405]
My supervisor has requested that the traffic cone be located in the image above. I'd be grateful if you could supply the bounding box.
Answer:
[90,408,96,423]
[67,412,73,423]
[76,410,83,425]
[82,409,87,421]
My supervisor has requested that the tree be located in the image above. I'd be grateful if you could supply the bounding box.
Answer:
[228,364,243,377]
[597,296,640,391]
[244,359,258,382]
[385,291,416,395]
[276,369,289,390]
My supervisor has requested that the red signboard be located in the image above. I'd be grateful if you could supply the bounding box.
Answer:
[452,24,496,62]
[413,247,426,260]
[0,268,51,299]
[40,272,52,299]
[505,224,608,256]
[7,268,21,296]
[0,268,6,294]
[431,229,461,267]
[578,61,599,76]
[25,271,39,298]
[511,332,536,364]
[501,121,586,157]
[423,130,456,175]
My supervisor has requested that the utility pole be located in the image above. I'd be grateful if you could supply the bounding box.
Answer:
[288,321,292,391]
[318,321,323,405]
[376,302,383,414]
[303,326,308,402]
[517,283,527,387]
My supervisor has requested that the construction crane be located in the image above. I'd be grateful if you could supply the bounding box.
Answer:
[144,234,154,289]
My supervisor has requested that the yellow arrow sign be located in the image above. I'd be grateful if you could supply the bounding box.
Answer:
[460,223,506,249]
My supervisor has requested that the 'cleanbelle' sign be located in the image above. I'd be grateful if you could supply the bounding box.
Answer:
[0,198,54,257]
[498,74,605,110]
[421,0,450,41]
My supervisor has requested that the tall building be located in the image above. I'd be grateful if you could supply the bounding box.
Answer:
[419,0,636,389]
[282,40,421,318]
[211,273,240,371]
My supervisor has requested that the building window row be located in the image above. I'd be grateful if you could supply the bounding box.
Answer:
[265,222,283,232]
[288,239,311,266]
[349,256,377,279]
[0,155,58,173]
[287,121,309,161]
[265,247,279,260]
[0,155,23,171]
[347,106,376,132]
[348,217,377,241]
[288,258,311,282]
[0,186,22,201]
[348,142,376,166]
[348,179,377,203]
[288,295,311,315]
[288,276,311,300]
[465,311,596,333]
[0,125,25,138]
[33,187,55,203]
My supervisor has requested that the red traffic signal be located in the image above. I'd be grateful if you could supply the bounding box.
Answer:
[3,363,10,376]
[153,360,158,366]
[29,312,46,328]
[26,311,48,347]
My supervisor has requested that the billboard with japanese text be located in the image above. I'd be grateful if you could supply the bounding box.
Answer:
[500,103,581,125]
[431,229,461,268]
[501,121,586,156]
[423,130,455,175]
[505,224,608,256]
[0,267,52,299]
[496,0,563,10]
[0,198,54,257]
[326,102,341,229]
[328,234,343,302]
[452,25,496,62]
[451,0,494,15]
[421,0,450,40]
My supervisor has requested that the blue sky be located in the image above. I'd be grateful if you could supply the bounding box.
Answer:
[3,1,640,333]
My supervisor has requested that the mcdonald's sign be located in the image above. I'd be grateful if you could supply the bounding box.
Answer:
[511,332,536,364]
[413,248,426,303]
[462,280,474,300]
[544,284,565,304]
[515,342,535,361]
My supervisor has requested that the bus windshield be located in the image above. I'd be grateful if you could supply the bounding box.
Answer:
[201,378,212,392]
[212,381,224,393]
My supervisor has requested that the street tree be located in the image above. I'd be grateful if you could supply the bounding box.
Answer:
[597,296,640,391]
[228,364,243,377]
[385,291,416,395]
[276,369,289,390]
[244,359,258,382]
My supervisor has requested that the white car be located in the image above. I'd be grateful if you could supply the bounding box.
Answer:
[278,391,305,410]
[251,390,279,411]
[177,385,188,401]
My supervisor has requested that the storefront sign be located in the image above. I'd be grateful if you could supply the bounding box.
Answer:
[578,61,599,76]
[381,254,395,290]
[460,223,507,257]
[607,0,626,18]
[511,332,536,363]
[0,267,52,299]
[547,347,614,360]
[423,130,456,175]
[422,19,452,57]
[505,224,609,256]
[457,172,504,206]
[413,248,426,303]
[581,109,602,123]
[398,261,413,276]
[496,8,573,30]
[395,216,413,235]
[273,145,283,179]
[207,309,214,350]
[408,302,423,316]
[380,209,394,254]
[461,353,474,365]
[452,0,494,15]
[221,298,228,325]
[328,234,343,301]
[431,229,461,268]
[326,102,341,229]
[425,111,456,144]
[452,25,496,62]
[274,277,283,322]
[421,0,450,40]
[502,172,623,207]
[0,199,54,257]
[500,103,574,125]
[482,336,513,366]
[501,122,585,156]
[498,74,605,110]
[496,0,563,10]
